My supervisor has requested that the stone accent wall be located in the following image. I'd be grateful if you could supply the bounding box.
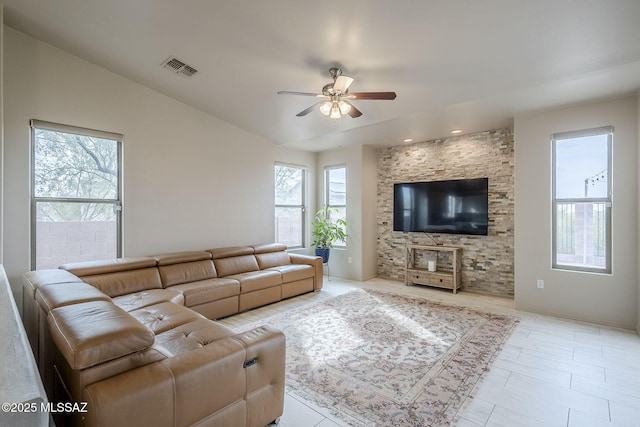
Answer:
[377,128,514,296]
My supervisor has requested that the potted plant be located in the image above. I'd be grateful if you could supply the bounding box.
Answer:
[311,208,347,263]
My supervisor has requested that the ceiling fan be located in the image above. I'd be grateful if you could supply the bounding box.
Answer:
[278,67,397,119]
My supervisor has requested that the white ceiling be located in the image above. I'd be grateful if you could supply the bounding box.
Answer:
[3,0,640,152]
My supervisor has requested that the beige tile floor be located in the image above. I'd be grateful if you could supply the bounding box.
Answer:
[218,277,640,427]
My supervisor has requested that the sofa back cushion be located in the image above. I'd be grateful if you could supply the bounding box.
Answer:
[208,246,259,277]
[208,246,254,259]
[155,252,217,287]
[252,243,290,270]
[81,268,162,297]
[213,255,260,277]
[61,257,156,276]
[251,243,287,254]
[61,257,162,297]
[48,300,155,370]
[22,269,84,300]
[36,282,111,315]
[254,251,291,270]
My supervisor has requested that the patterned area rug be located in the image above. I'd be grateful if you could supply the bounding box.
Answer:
[240,289,518,426]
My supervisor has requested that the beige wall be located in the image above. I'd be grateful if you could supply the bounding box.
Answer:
[0,7,4,266]
[3,25,639,329]
[514,96,638,329]
[362,145,378,280]
[2,27,316,302]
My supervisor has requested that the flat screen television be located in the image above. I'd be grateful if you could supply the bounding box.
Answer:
[393,178,489,235]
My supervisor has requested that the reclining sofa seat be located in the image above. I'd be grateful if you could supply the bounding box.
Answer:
[209,246,282,312]
[154,251,241,319]
[43,286,284,427]
[206,243,322,313]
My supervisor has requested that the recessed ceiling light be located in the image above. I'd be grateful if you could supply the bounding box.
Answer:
[403,138,413,143]
[450,129,462,134]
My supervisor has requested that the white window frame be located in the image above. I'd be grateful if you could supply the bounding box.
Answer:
[30,120,123,269]
[324,165,347,248]
[274,163,306,249]
[551,126,612,274]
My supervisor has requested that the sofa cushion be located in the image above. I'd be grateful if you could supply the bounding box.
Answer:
[158,259,218,287]
[112,289,185,312]
[60,258,162,297]
[80,268,163,298]
[226,270,282,293]
[154,319,235,356]
[60,257,157,276]
[168,278,240,307]
[252,243,287,254]
[266,264,314,283]
[208,246,254,260]
[59,345,168,402]
[154,251,212,265]
[36,282,111,315]
[129,302,204,334]
[22,269,84,299]
[213,254,260,277]
[48,301,155,370]
[255,250,291,270]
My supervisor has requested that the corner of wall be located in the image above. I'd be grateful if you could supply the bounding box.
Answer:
[316,144,365,280]
[1,4,5,266]
[637,91,640,335]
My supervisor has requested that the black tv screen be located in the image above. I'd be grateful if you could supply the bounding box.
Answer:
[393,178,489,235]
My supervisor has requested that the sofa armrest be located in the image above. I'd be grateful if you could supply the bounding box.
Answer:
[230,326,285,427]
[289,253,323,290]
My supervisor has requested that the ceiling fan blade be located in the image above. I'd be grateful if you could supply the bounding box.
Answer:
[296,102,321,117]
[278,91,326,97]
[348,91,397,100]
[345,101,362,118]
[333,75,354,93]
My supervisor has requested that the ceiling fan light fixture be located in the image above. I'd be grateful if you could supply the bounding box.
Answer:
[319,101,332,116]
[330,104,342,119]
[278,67,397,119]
[338,100,351,115]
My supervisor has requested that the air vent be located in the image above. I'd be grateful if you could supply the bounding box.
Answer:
[161,56,198,78]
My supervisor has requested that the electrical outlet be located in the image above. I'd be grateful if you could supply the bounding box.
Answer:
[348,257,352,264]
[537,279,544,289]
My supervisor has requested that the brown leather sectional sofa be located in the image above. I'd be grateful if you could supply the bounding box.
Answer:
[21,243,323,427]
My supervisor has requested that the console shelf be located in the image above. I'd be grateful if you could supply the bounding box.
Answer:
[405,244,461,293]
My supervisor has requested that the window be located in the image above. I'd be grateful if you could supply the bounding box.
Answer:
[31,120,123,269]
[325,165,347,247]
[274,164,306,248]
[552,126,612,273]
